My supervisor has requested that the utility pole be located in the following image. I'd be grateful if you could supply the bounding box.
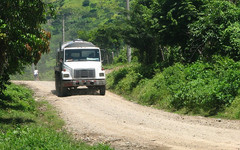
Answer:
[62,15,65,43]
[126,0,130,19]
[126,0,131,63]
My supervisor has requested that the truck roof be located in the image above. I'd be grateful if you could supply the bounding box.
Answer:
[61,40,97,50]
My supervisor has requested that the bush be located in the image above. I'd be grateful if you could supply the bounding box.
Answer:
[107,63,143,92]
[106,67,129,90]
[222,96,240,119]
[116,70,142,94]
[107,56,240,117]
[114,64,143,94]
[213,57,240,104]
[133,73,171,106]
[166,57,240,115]
[160,63,186,109]
[113,49,127,64]
[0,83,35,111]
[169,62,217,112]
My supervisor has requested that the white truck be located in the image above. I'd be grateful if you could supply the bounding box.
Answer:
[54,39,106,97]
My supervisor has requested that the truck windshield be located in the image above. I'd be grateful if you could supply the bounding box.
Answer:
[65,49,100,62]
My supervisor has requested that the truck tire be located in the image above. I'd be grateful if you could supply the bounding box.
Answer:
[100,85,106,95]
[55,72,67,97]
[59,86,67,97]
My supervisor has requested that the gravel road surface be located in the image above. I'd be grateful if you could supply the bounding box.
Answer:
[13,81,240,150]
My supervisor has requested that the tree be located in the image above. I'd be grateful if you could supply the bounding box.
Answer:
[152,0,240,62]
[151,0,205,63]
[124,0,203,65]
[125,0,160,65]
[87,21,125,64]
[90,23,124,51]
[125,0,240,65]
[188,0,240,61]
[0,0,52,94]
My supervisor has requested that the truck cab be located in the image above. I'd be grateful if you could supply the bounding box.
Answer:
[54,39,106,97]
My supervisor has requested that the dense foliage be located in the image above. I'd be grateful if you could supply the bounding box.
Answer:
[107,57,240,117]
[0,84,35,111]
[0,0,52,93]
[125,0,240,65]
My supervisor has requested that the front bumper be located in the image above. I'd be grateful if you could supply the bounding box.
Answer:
[62,79,106,87]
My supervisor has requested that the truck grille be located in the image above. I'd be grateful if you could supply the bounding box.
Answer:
[74,69,95,78]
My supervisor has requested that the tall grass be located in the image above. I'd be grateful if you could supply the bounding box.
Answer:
[0,83,113,150]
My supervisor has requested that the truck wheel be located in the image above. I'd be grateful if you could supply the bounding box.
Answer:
[55,73,67,97]
[58,86,67,97]
[100,86,106,95]
[55,73,59,91]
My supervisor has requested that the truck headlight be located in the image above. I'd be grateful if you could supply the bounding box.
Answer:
[63,74,70,77]
[99,73,105,77]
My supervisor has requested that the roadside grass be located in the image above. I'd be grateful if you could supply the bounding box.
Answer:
[217,95,240,119]
[0,83,113,150]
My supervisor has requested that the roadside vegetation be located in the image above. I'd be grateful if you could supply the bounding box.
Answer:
[104,0,240,119]
[107,55,240,119]
[0,83,112,150]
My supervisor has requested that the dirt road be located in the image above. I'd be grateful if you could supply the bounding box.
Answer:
[14,81,240,150]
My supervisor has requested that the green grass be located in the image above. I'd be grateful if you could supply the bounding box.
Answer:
[218,96,240,119]
[0,83,113,150]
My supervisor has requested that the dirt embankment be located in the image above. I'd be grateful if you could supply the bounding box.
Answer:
[14,81,240,150]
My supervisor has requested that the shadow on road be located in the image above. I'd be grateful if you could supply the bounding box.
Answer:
[51,87,100,97]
